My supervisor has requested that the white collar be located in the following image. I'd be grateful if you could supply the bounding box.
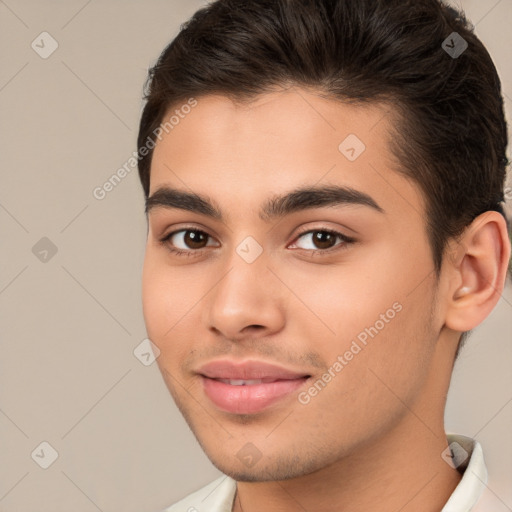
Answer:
[441,433,487,511]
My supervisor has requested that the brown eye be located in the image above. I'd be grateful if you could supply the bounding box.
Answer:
[164,229,218,251]
[311,231,337,249]
[290,229,355,254]
[182,230,209,249]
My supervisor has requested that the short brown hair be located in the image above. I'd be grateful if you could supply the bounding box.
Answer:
[137,0,509,272]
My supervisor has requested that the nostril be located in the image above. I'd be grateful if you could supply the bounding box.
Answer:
[242,325,265,333]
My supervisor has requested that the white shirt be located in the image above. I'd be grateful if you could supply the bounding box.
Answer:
[161,434,490,512]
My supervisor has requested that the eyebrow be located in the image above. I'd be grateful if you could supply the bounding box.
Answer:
[145,184,384,221]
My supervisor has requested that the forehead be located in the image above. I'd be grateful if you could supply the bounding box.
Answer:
[149,88,425,222]
[153,89,392,170]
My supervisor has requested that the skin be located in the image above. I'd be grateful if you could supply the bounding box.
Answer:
[142,87,510,512]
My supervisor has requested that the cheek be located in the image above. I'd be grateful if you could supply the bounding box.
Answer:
[276,251,409,352]
[141,251,203,358]
[289,290,436,450]
[142,254,169,337]
[281,240,435,377]
[346,271,438,416]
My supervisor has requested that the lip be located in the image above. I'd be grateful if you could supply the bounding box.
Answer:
[197,360,310,414]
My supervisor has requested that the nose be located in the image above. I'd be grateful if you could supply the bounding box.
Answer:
[203,255,286,342]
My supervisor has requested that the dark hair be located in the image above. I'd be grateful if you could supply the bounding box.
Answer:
[137,0,508,273]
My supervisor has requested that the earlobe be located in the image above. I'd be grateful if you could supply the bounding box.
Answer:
[445,211,511,332]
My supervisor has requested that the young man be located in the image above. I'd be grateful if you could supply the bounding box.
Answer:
[138,0,510,510]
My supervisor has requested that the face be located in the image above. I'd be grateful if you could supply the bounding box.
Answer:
[142,88,443,481]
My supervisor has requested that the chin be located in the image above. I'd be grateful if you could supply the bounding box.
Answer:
[205,449,326,483]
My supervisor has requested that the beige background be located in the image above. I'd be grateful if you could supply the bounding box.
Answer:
[0,1,510,511]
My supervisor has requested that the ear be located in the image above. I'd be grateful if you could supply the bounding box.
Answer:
[444,211,511,332]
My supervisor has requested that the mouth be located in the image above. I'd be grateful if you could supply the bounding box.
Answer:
[197,360,311,415]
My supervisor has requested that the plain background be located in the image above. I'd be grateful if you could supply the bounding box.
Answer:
[0,1,510,511]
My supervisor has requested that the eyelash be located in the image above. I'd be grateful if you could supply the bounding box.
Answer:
[159,226,356,258]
